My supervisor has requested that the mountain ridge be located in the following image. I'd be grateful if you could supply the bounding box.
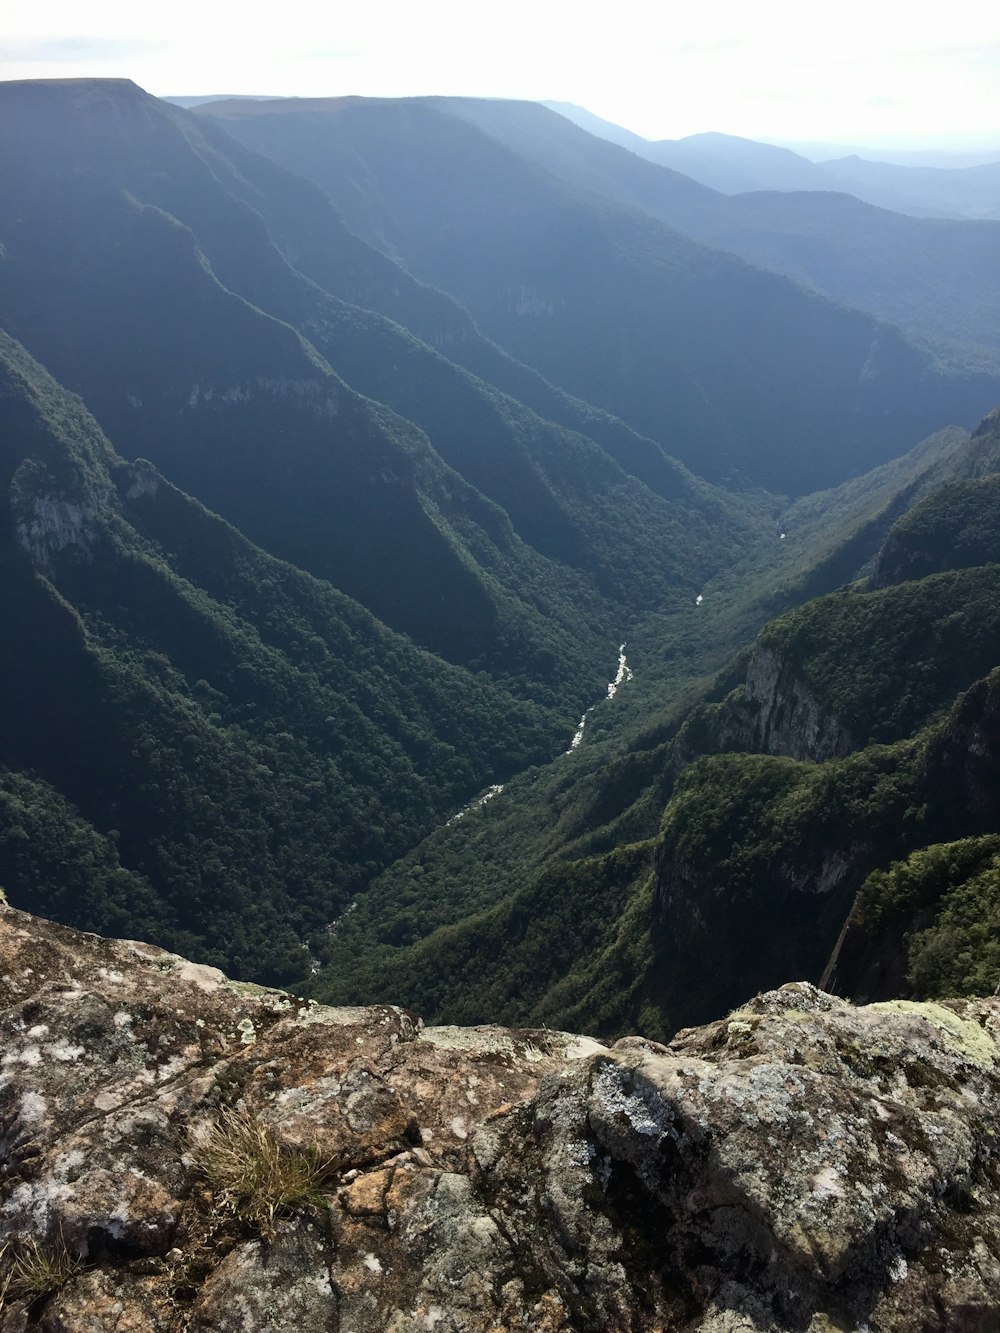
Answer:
[197,91,1000,491]
[546,101,1000,219]
[430,98,1000,358]
[0,327,575,982]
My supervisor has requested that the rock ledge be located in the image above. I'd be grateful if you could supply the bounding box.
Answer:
[1,906,999,1330]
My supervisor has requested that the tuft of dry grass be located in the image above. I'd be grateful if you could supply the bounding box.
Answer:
[188,1104,335,1237]
[0,1235,86,1307]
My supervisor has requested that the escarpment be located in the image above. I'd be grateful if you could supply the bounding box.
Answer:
[671,645,855,774]
[5,82,1000,1333]
[652,666,1000,1032]
[4,905,1000,1331]
[739,645,855,759]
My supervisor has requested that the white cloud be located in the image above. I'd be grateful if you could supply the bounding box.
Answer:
[2,0,999,144]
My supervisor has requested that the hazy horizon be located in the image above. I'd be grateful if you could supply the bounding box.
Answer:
[3,0,999,151]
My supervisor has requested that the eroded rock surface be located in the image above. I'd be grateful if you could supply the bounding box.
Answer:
[1,906,999,1330]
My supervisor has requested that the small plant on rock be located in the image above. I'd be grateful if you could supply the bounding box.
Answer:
[188,1104,335,1239]
[0,1235,86,1308]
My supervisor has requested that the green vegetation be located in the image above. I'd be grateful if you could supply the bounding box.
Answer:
[4,80,1000,1034]
[856,836,1000,938]
[875,471,1000,586]
[907,860,1000,998]
[313,435,1000,1034]
[0,1237,86,1309]
[756,565,1000,744]
[189,1106,336,1239]
[851,838,1000,1001]
[647,741,923,1027]
[0,332,570,983]
[318,835,656,1034]
[0,770,165,945]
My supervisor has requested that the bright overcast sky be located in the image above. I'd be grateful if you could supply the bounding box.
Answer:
[3,0,999,148]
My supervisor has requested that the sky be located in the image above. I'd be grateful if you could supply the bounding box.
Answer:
[3,0,999,149]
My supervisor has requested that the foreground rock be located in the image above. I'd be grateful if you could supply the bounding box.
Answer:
[1,906,1000,1329]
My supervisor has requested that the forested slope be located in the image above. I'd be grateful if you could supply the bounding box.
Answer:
[5,78,999,1031]
[310,410,1000,1036]
[0,78,783,701]
[0,331,567,982]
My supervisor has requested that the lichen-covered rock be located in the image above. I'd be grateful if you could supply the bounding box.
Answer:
[2,910,1000,1329]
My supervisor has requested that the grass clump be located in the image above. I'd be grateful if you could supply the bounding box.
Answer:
[0,1235,86,1308]
[189,1105,335,1238]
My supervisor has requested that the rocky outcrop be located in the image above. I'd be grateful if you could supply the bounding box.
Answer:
[120,459,162,501]
[740,647,853,761]
[670,648,853,780]
[12,495,100,569]
[9,457,107,573]
[3,905,1000,1330]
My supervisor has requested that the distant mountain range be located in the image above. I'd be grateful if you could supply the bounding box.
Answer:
[545,102,1000,220]
[195,93,1000,491]
[431,98,1000,359]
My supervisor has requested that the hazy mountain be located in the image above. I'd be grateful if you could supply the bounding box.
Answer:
[197,94,1000,493]
[546,105,1000,220]
[819,154,1000,221]
[644,136,1000,221]
[642,132,831,194]
[782,141,1000,169]
[164,94,283,108]
[422,100,1000,357]
[188,110,720,512]
[541,99,654,153]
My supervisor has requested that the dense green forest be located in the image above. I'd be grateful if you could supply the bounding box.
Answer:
[310,411,1000,1036]
[0,332,570,981]
[4,77,1000,1036]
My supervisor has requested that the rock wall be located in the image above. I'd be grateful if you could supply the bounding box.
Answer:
[740,646,853,761]
[669,646,854,790]
[1,905,1000,1330]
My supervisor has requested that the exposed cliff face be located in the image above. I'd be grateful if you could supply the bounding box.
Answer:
[726,646,854,762]
[670,646,854,787]
[2,906,1000,1331]
[5,411,116,574]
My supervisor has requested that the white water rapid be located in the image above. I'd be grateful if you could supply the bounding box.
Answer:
[446,783,505,826]
[566,642,633,753]
[442,642,635,828]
